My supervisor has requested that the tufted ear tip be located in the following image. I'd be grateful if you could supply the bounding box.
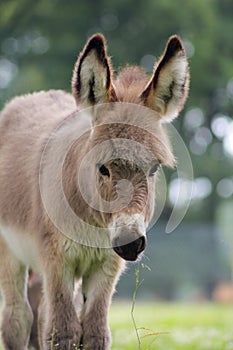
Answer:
[82,33,107,61]
[140,35,189,121]
[166,35,185,56]
[88,33,106,44]
[72,33,116,107]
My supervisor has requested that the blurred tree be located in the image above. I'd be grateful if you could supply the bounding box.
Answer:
[1,0,233,102]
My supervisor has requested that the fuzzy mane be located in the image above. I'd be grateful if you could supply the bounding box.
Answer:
[113,66,149,103]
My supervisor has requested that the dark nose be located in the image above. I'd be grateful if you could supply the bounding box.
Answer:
[113,235,146,261]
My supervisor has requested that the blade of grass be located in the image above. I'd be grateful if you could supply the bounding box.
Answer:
[131,262,144,349]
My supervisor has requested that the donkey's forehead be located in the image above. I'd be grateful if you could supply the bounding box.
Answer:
[93,122,155,143]
[105,139,156,169]
[93,101,161,127]
[83,102,175,167]
[90,122,170,165]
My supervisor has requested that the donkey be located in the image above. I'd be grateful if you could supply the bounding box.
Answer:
[0,33,189,350]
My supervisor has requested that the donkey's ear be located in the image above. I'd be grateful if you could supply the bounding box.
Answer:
[140,36,189,121]
[72,33,117,106]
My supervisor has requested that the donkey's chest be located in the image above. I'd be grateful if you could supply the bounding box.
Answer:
[0,225,111,276]
[63,240,110,277]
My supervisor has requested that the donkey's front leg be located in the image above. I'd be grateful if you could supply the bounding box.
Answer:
[81,254,124,350]
[41,262,82,350]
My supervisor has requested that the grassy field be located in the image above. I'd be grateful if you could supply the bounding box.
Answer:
[0,302,232,349]
[110,302,233,350]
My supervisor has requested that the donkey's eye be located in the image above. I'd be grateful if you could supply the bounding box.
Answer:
[97,164,110,177]
[149,163,160,176]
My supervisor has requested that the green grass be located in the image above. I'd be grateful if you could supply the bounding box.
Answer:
[0,302,232,349]
[110,302,233,350]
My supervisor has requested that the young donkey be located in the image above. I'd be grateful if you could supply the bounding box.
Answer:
[0,33,189,349]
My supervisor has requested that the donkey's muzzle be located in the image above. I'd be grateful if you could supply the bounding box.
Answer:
[113,235,146,261]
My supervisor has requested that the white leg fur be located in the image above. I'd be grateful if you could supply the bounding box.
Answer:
[0,235,33,350]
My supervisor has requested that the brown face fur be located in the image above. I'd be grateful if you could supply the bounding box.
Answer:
[61,113,173,232]
[87,122,163,224]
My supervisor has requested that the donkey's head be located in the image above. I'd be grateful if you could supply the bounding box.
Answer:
[71,34,189,261]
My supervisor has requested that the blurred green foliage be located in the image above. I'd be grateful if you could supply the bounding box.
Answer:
[1,0,233,101]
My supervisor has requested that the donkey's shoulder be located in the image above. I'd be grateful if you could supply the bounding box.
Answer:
[0,89,77,136]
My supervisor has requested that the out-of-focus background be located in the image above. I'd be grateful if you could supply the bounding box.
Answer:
[0,1,233,349]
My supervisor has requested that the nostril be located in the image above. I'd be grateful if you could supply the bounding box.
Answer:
[137,236,146,254]
[114,245,123,255]
[113,238,123,254]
